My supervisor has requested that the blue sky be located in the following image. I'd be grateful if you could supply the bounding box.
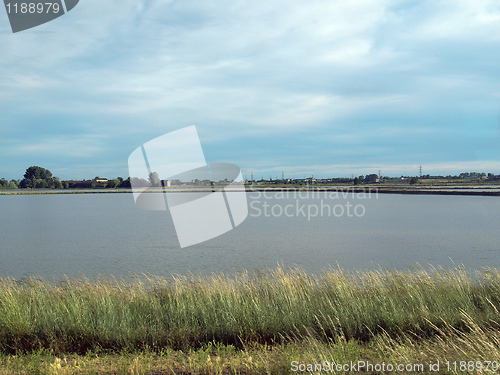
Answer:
[1,0,500,180]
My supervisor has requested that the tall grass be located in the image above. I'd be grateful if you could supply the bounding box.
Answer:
[0,265,499,355]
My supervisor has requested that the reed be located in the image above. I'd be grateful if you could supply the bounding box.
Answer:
[0,265,499,356]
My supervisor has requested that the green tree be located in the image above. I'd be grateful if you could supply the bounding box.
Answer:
[35,179,48,188]
[22,166,54,188]
[130,177,149,187]
[148,172,161,187]
[410,177,419,185]
[364,174,378,183]
[52,177,63,189]
[106,179,119,188]
[120,177,131,188]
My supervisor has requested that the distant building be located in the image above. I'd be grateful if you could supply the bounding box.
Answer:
[61,180,93,188]
[61,177,109,188]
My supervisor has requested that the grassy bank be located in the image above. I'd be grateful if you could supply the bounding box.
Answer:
[2,325,500,374]
[1,266,500,373]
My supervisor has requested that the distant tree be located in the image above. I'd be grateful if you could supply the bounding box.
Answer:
[8,180,18,189]
[148,172,161,187]
[364,174,378,183]
[106,179,119,188]
[460,172,486,179]
[35,179,48,189]
[22,166,54,188]
[52,177,63,189]
[0,178,7,187]
[410,177,419,185]
[130,177,149,187]
[170,179,182,186]
[120,177,131,188]
[353,177,360,185]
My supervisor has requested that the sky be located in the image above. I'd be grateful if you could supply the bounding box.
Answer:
[1,0,500,180]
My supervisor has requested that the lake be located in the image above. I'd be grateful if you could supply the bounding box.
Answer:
[0,191,499,280]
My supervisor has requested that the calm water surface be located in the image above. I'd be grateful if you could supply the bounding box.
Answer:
[0,192,499,280]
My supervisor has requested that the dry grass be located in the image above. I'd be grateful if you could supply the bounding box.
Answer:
[0,265,500,373]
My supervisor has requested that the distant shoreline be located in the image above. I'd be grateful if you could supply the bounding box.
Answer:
[1,185,500,196]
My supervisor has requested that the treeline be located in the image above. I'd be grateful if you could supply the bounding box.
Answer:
[0,166,60,189]
[64,177,131,189]
[353,173,379,185]
[419,172,498,180]
[3,166,500,190]
[0,178,20,189]
[0,166,131,190]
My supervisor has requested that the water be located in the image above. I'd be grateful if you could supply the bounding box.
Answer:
[0,192,499,280]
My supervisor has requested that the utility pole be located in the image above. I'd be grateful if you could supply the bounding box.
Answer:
[282,171,284,181]
[419,165,422,178]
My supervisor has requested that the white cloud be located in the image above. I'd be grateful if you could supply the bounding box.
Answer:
[14,134,107,157]
[1,0,500,179]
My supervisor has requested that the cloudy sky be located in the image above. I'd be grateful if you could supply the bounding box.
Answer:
[1,0,500,180]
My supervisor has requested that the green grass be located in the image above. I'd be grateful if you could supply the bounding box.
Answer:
[1,266,500,373]
[2,326,500,374]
